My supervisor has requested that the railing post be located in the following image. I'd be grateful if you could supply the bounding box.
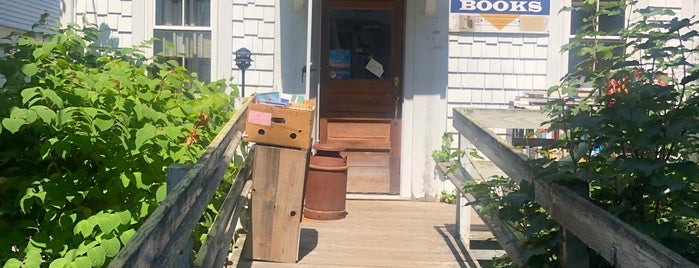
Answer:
[167,164,194,268]
[560,181,589,268]
[455,190,471,248]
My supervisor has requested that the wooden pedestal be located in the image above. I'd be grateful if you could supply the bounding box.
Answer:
[248,145,309,263]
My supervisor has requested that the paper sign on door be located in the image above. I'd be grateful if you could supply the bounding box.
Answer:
[365,58,384,78]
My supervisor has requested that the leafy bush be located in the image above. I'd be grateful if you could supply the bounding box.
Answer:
[463,1,699,266]
[0,18,237,267]
[546,2,699,262]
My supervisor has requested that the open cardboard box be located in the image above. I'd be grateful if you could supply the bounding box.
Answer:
[244,103,315,149]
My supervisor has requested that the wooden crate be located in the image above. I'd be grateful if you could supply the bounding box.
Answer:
[248,145,309,263]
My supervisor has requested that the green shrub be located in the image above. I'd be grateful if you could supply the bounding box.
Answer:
[463,1,699,266]
[0,18,237,267]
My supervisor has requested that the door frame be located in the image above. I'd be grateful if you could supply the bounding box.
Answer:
[318,0,405,194]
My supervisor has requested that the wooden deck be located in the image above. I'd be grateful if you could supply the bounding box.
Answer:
[236,199,496,268]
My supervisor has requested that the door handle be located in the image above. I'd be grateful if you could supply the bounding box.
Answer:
[394,95,400,119]
[393,76,400,88]
[301,65,316,83]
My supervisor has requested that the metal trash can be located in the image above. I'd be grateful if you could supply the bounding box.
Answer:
[303,143,349,220]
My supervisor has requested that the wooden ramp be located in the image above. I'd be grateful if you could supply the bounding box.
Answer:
[237,200,489,268]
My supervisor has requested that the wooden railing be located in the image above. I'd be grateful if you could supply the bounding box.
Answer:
[109,98,254,268]
[438,107,697,268]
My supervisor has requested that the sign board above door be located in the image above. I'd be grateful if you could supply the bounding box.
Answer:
[449,0,550,33]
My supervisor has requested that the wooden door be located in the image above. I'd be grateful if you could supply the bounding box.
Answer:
[319,0,404,194]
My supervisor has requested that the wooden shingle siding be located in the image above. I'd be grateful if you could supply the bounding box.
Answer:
[447,33,548,105]
[71,0,134,48]
[0,0,61,31]
[447,33,549,133]
[232,0,276,94]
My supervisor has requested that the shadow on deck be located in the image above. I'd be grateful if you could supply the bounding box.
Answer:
[236,200,496,268]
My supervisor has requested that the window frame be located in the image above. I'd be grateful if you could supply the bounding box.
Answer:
[565,0,629,75]
[152,0,216,83]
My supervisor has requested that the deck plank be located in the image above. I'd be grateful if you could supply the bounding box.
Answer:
[237,200,491,268]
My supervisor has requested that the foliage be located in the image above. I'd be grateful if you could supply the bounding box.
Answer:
[546,0,699,263]
[431,132,466,174]
[0,18,237,267]
[464,177,562,266]
[439,190,456,204]
[463,1,699,266]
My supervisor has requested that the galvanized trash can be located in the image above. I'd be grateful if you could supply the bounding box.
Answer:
[303,143,349,220]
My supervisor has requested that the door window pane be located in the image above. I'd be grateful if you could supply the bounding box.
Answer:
[154,30,212,82]
[328,9,392,80]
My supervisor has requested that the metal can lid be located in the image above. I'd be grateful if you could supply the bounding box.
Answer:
[313,143,344,152]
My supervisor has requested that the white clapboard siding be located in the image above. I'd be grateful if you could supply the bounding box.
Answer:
[446,1,698,135]
[232,0,276,94]
[447,32,548,134]
[0,0,61,31]
[72,0,135,48]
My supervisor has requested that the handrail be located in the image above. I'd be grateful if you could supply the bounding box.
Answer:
[109,97,254,267]
[449,107,697,267]
[436,163,525,266]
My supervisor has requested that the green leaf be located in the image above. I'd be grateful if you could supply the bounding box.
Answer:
[4,259,23,268]
[10,108,38,124]
[22,63,38,76]
[21,87,41,104]
[163,126,182,140]
[156,183,167,203]
[119,173,131,188]
[572,142,589,162]
[73,219,96,237]
[49,258,70,268]
[139,202,151,219]
[135,124,157,150]
[130,172,148,190]
[119,228,136,245]
[2,118,25,134]
[31,105,57,123]
[96,213,120,233]
[60,212,78,228]
[93,117,114,132]
[32,47,46,59]
[115,210,132,225]
[42,89,64,108]
[87,246,106,267]
[101,237,121,258]
[76,240,98,256]
[56,108,75,127]
[24,244,44,266]
[69,257,92,268]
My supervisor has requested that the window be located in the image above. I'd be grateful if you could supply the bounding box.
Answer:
[567,0,625,75]
[154,0,212,82]
[328,9,392,80]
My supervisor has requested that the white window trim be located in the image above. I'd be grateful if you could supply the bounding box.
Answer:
[563,0,632,74]
[146,0,220,82]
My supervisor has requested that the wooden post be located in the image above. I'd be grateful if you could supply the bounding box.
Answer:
[455,191,471,248]
[560,181,589,268]
[249,145,309,263]
[167,164,194,268]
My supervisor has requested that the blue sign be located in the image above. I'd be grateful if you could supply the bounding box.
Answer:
[450,0,550,16]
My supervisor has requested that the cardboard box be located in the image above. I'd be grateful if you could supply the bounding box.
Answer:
[244,103,314,149]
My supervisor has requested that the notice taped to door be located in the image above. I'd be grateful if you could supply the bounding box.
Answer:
[365,58,384,78]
